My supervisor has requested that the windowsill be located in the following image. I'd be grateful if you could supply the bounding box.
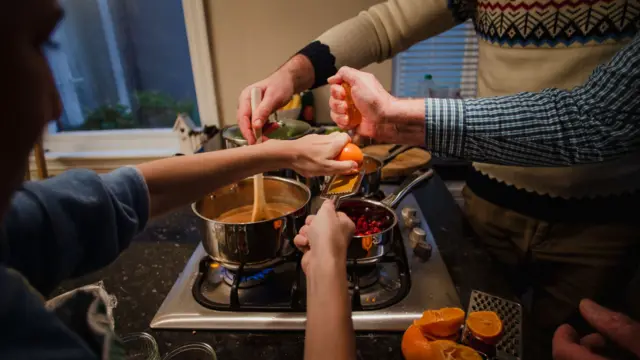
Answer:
[41,148,178,159]
[44,128,180,153]
[29,145,179,177]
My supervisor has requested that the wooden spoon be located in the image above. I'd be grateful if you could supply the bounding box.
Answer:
[250,87,268,222]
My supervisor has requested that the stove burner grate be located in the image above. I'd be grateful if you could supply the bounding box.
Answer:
[347,265,379,289]
[192,226,411,312]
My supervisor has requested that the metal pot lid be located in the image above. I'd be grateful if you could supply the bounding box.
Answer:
[223,119,312,144]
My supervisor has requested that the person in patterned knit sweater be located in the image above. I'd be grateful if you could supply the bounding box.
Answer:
[237,0,640,353]
[323,31,640,358]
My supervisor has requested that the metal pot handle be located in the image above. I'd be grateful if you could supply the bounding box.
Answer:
[381,168,435,208]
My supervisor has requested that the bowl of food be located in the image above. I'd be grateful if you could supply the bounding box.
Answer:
[319,125,346,135]
[222,119,312,148]
[275,94,302,120]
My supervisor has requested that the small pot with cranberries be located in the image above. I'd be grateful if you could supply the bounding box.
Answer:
[337,168,435,264]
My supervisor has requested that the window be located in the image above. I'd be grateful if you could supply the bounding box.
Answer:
[392,20,478,99]
[42,0,218,156]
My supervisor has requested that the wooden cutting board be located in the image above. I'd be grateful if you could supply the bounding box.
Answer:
[363,145,432,180]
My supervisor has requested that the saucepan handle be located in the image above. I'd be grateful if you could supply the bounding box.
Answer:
[382,168,435,208]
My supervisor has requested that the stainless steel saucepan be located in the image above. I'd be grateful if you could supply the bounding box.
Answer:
[192,176,311,270]
[338,168,435,265]
[359,145,413,196]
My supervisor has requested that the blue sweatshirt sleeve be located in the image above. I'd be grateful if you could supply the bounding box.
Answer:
[0,166,149,295]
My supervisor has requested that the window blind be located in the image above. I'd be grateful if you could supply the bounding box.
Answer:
[393,20,478,99]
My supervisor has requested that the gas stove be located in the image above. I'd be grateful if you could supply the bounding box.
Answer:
[150,187,461,331]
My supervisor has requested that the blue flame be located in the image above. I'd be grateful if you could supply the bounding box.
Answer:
[239,267,274,283]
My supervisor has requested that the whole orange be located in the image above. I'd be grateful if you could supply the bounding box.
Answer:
[336,143,364,166]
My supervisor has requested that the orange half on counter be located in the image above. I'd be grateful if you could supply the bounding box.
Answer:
[466,311,503,345]
[414,307,466,338]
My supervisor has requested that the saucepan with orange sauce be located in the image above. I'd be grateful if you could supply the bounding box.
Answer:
[192,176,310,270]
[358,145,413,197]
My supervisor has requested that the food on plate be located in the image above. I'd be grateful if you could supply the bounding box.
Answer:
[430,340,482,360]
[342,83,362,127]
[323,126,346,135]
[350,215,383,236]
[415,307,466,338]
[216,203,296,223]
[466,311,503,345]
[335,143,364,165]
[401,324,433,360]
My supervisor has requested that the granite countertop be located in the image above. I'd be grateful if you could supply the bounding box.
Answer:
[53,175,518,360]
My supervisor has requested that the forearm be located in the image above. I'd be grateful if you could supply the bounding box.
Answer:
[277,54,315,94]
[137,141,291,218]
[386,98,427,146]
[421,90,640,166]
[420,32,640,166]
[298,0,458,89]
[1,168,148,294]
[305,259,355,360]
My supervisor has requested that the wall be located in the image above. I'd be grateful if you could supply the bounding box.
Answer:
[206,0,392,126]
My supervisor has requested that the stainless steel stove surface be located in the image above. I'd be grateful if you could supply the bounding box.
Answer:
[151,190,460,331]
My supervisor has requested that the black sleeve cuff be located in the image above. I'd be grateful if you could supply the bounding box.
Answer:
[297,41,338,89]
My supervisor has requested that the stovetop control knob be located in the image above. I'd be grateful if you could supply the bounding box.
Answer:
[402,207,417,220]
[409,227,427,244]
[401,207,420,227]
[410,228,432,261]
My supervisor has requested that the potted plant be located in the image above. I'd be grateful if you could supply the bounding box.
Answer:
[81,104,135,130]
[135,91,195,128]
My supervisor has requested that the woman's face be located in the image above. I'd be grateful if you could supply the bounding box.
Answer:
[0,0,63,216]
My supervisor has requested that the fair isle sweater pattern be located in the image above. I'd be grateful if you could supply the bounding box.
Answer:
[451,0,640,47]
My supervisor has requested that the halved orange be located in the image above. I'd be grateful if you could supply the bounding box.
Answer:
[401,324,433,360]
[423,331,460,342]
[430,340,483,360]
[466,311,503,345]
[414,307,466,337]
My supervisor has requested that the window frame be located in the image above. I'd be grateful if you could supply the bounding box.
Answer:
[391,20,478,99]
[41,0,219,158]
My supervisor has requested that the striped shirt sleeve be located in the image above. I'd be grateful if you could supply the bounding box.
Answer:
[425,32,640,166]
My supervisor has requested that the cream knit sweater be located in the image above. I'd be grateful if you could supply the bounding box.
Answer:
[309,0,640,198]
